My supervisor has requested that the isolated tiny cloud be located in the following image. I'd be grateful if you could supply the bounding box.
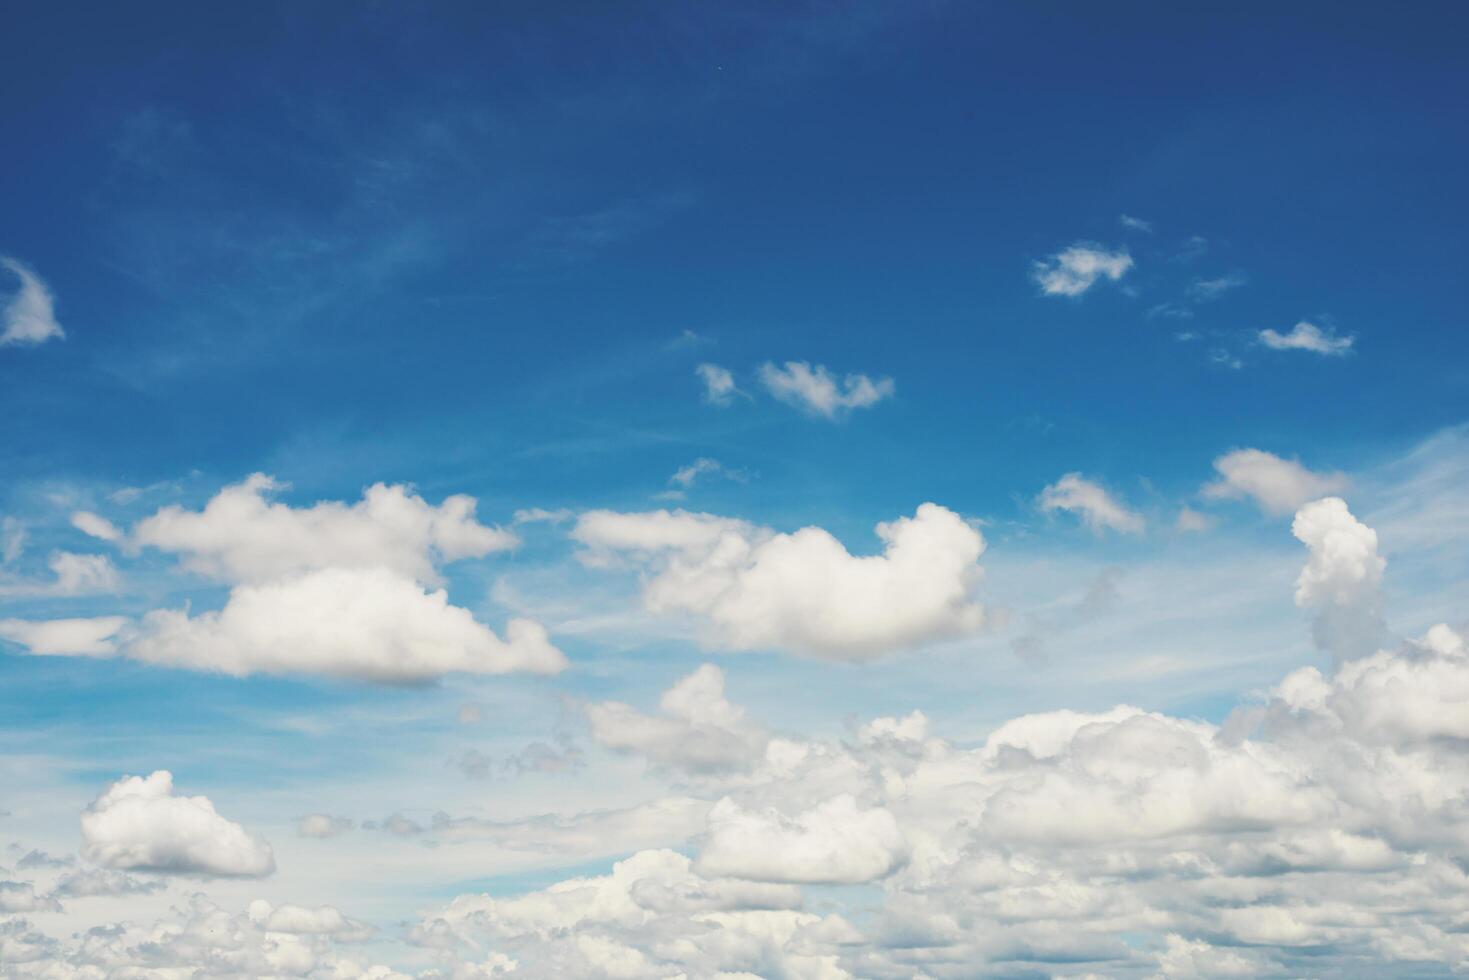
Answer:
[81,770,275,877]
[1259,320,1354,355]
[1203,448,1349,515]
[757,360,894,419]
[1032,243,1133,297]
[1038,473,1145,534]
[0,257,64,347]
[695,362,741,406]
[572,502,984,660]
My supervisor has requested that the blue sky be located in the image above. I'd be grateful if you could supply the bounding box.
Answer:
[2,3,1468,978]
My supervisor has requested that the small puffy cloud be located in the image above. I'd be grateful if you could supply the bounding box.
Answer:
[1032,243,1133,297]
[0,615,128,656]
[588,663,769,774]
[1291,497,1387,659]
[0,257,64,347]
[572,503,985,660]
[247,900,375,940]
[127,567,566,683]
[133,474,517,585]
[1038,473,1145,534]
[81,770,275,877]
[1203,448,1349,516]
[0,880,61,913]
[1259,320,1354,356]
[70,510,123,542]
[697,794,909,884]
[758,361,894,419]
[696,362,741,406]
[1119,214,1153,232]
[298,814,355,839]
[51,868,166,897]
[669,457,722,489]
[0,552,121,598]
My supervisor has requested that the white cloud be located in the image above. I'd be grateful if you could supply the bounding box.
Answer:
[1291,497,1387,659]
[50,868,166,897]
[587,663,769,774]
[572,503,985,660]
[0,257,64,347]
[1119,214,1153,233]
[697,794,909,884]
[1202,448,1349,515]
[1038,473,1145,534]
[1259,320,1354,355]
[1187,272,1247,300]
[247,900,375,940]
[669,457,722,489]
[70,510,123,542]
[1174,506,1214,533]
[0,880,60,913]
[133,474,517,585]
[81,770,275,877]
[0,615,128,655]
[1,516,25,564]
[757,361,894,419]
[1032,243,1133,297]
[696,362,741,406]
[126,566,566,682]
[298,813,355,838]
[0,551,121,597]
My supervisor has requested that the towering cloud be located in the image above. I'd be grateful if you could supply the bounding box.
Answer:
[1291,496,1387,659]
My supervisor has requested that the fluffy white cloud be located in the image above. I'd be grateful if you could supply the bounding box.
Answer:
[0,257,64,347]
[1258,320,1354,355]
[0,881,60,913]
[1202,448,1348,515]
[587,663,769,774]
[1291,497,1387,659]
[133,474,517,585]
[1032,243,1133,297]
[1039,473,1145,534]
[1174,506,1214,533]
[0,615,127,655]
[248,900,376,940]
[70,510,123,542]
[696,362,741,406]
[573,503,985,660]
[757,361,894,418]
[127,566,566,682]
[81,770,275,877]
[698,794,908,884]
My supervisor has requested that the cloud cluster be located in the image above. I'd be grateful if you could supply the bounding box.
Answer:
[573,503,986,660]
[757,360,895,418]
[80,770,275,878]
[0,477,564,683]
[1033,243,1133,297]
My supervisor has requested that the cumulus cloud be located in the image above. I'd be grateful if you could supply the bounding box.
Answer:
[1119,214,1153,233]
[247,900,375,941]
[0,257,64,347]
[1032,243,1133,297]
[1202,448,1349,515]
[50,868,166,898]
[1259,320,1354,355]
[1174,506,1214,533]
[0,880,60,913]
[587,663,769,774]
[696,362,740,406]
[697,794,909,884]
[81,771,275,877]
[757,360,894,419]
[132,474,517,585]
[572,503,985,660]
[126,566,567,682]
[1291,497,1387,659]
[1038,473,1145,534]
